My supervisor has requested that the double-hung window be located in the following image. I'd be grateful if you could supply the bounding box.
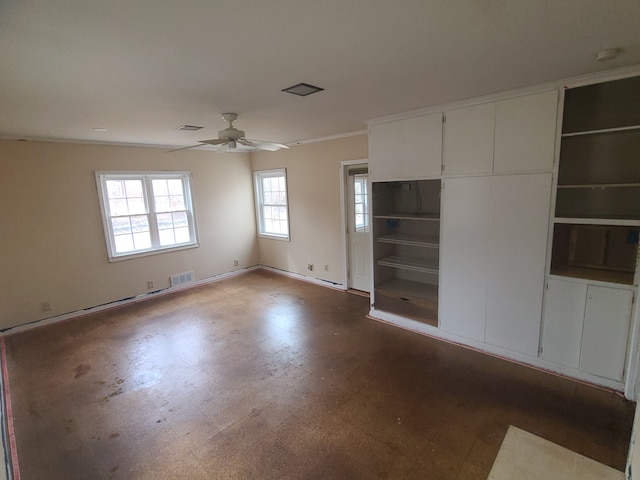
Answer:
[96,171,198,260]
[254,168,290,240]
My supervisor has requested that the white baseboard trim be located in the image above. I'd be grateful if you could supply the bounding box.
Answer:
[1,266,260,337]
[260,265,346,291]
[368,308,627,396]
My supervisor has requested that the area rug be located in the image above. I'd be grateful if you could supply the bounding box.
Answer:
[488,425,624,480]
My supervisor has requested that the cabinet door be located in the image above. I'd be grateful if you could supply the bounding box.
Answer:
[443,102,495,175]
[542,278,587,368]
[369,113,442,181]
[580,286,633,381]
[494,90,558,173]
[439,176,492,341]
[484,173,552,356]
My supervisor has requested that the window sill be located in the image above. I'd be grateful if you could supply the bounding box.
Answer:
[257,233,290,242]
[107,242,200,262]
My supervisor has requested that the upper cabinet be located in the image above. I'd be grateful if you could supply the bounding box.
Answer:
[443,102,495,175]
[443,90,559,175]
[369,112,443,182]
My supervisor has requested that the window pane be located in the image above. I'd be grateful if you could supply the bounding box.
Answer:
[106,180,125,198]
[130,215,149,233]
[133,232,151,250]
[170,196,185,211]
[128,197,146,214]
[152,179,168,196]
[111,217,131,235]
[124,180,143,197]
[109,199,129,216]
[173,212,188,228]
[155,196,171,213]
[157,213,173,230]
[159,229,175,246]
[174,227,190,243]
[168,179,183,196]
[114,234,134,253]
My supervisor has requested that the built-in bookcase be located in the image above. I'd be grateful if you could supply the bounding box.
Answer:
[372,179,440,326]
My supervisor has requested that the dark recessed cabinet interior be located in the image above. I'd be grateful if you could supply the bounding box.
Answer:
[552,75,640,284]
[372,180,441,326]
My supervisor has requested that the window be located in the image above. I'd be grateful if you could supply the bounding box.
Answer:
[96,171,198,260]
[254,168,290,240]
[353,173,369,232]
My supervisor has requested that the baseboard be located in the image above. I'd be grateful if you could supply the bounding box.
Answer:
[1,266,261,337]
[260,265,346,291]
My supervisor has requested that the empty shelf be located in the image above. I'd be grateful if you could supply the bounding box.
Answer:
[377,255,439,274]
[376,233,439,247]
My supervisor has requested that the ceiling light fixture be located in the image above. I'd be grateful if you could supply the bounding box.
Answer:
[282,83,324,97]
[596,48,620,61]
[177,125,203,131]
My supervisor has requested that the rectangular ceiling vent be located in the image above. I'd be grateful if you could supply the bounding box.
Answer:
[177,125,203,131]
[170,271,195,287]
[281,83,324,97]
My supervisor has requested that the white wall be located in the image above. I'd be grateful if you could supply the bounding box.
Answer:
[251,135,368,285]
[0,140,259,330]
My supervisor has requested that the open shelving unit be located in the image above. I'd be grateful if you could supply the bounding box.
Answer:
[551,75,640,285]
[372,179,441,326]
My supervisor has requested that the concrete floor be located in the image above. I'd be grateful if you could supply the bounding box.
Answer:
[3,269,635,479]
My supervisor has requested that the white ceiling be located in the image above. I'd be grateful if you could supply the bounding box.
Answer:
[1,0,639,148]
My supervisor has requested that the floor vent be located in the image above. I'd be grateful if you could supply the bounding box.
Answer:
[170,271,195,287]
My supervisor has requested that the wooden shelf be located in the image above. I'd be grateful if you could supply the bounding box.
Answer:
[376,233,439,248]
[377,255,439,274]
[375,278,438,303]
[554,217,640,226]
[557,183,640,189]
[561,124,640,137]
[373,213,440,221]
[550,265,635,286]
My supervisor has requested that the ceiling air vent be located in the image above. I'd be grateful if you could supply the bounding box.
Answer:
[177,125,203,131]
[281,83,324,97]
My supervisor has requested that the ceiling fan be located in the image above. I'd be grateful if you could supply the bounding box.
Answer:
[170,113,289,153]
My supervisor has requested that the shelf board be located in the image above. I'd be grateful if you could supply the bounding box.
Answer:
[554,217,640,226]
[376,233,439,248]
[556,183,640,189]
[377,255,439,274]
[374,213,440,221]
[375,278,438,303]
[561,124,640,137]
[550,265,635,286]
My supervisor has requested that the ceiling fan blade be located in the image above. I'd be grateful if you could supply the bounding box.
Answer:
[167,143,206,153]
[242,139,289,152]
[199,139,227,146]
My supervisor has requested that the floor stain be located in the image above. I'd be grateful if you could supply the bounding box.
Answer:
[74,364,91,378]
[109,432,120,439]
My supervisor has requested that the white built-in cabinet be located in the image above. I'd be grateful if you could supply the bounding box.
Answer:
[369,112,443,181]
[443,90,558,175]
[543,278,633,382]
[439,173,552,356]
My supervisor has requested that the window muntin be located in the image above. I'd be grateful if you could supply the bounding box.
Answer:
[96,172,198,260]
[353,173,369,233]
[254,169,290,240]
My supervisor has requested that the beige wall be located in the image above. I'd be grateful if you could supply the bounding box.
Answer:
[251,135,368,285]
[0,140,259,329]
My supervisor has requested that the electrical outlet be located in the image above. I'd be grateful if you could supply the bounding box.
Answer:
[307,264,313,271]
[42,302,51,312]
[324,264,329,271]
[147,280,154,289]
[234,259,239,266]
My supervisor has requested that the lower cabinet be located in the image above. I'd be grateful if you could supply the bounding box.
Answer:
[542,277,634,382]
[439,173,552,356]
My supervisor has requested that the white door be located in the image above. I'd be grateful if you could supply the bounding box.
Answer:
[580,285,633,381]
[347,166,371,292]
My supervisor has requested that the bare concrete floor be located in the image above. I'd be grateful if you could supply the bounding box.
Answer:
[3,269,635,479]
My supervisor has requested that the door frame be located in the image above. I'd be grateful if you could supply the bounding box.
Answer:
[339,159,369,292]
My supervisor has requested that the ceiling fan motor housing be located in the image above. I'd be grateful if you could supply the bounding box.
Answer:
[218,127,245,141]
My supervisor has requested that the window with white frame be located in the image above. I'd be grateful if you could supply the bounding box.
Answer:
[254,168,290,240]
[96,172,198,260]
[353,173,369,232]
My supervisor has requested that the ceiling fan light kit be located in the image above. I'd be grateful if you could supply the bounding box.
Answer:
[169,113,288,153]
